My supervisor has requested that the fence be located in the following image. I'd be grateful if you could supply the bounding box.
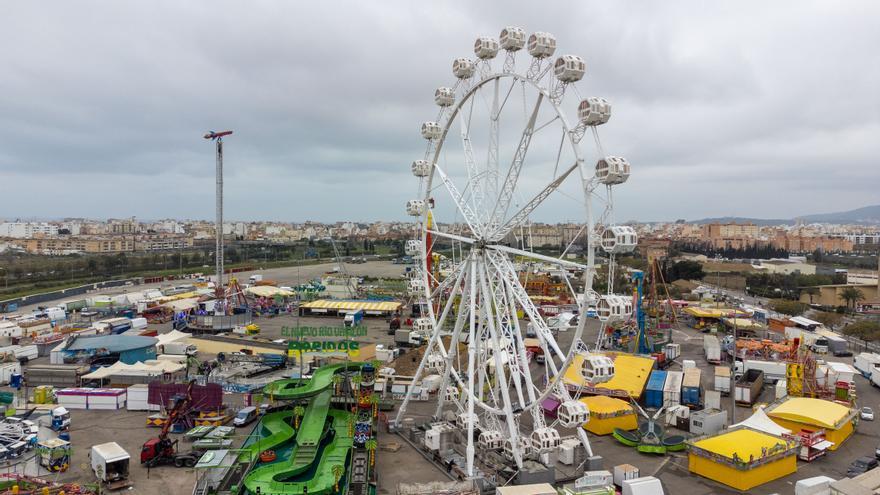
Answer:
[0,277,142,313]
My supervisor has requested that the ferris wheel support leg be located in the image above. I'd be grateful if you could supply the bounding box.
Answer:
[465,255,478,477]
[433,264,473,419]
[478,257,523,469]
[394,257,469,428]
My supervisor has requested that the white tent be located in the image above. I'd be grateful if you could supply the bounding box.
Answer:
[155,330,190,347]
[81,359,185,380]
[163,298,200,312]
[731,407,791,436]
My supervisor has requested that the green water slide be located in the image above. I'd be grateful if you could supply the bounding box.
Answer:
[239,409,296,462]
[264,362,363,400]
[243,391,353,494]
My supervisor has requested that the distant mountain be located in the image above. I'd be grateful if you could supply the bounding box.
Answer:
[689,204,880,225]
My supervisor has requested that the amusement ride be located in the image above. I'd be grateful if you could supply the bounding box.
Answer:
[393,27,638,476]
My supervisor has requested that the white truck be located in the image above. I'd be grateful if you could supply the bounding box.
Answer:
[735,359,787,383]
[714,366,731,394]
[855,353,880,378]
[0,345,38,363]
[91,442,131,489]
[161,342,197,356]
[703,335,722,364]
[249,274,263,283]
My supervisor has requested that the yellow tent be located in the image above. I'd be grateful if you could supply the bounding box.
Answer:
[579,395,637,435]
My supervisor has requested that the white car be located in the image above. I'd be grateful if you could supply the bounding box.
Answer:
[861,407,874,421]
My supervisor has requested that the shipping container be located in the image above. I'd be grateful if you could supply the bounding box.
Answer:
[681,368,702,407]
[664,343,680,361]
[735,369,764,405]
[714,366,731,394]
[663,371,683,408]
[613,464,640,487]
[621,476,664,495]
[644,370,667,409]
[689,409,727,436]
[703,335,722,363]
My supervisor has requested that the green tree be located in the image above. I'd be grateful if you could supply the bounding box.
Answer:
[770,299,807,316]
[802,286,819,304]
[351,373,363,400]
[331,374,344,395]
[365,438,377,466]
[369,393,380,417]
[842,320,880,350]
[293,405,305,429]
[332,464,344,492]
[814,311,843,330]
[839,287,866,312]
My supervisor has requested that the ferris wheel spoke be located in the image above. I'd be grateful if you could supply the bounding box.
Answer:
[488,92,544,231]
[426,228,477,246]
[486,78,501,203]
[491,161,579,240]
[432,163,483,237]
[488,242,586,270]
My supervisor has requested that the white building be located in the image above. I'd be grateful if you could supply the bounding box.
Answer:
[0,222,58,238]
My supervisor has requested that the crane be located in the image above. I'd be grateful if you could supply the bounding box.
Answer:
[140,381,201,468]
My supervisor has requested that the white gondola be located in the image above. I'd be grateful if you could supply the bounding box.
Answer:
[554,55,585,83]
[457,412,479,429]
[406,199,425,217]
[452,58,476,79]
[405,239,421,256]
[426,352,445,371]
[527,32,556,58]
[444,386,459,402]
[596,294,633,322]
[413,317,433,334]
[595,156,630,185]
[478,430,504,450]
[500,26,525,51]
[601,225,638,254]
[578,97,611,126]
[530,427,561,453]
[434,87,455,107]
[421,121,442,140]
[581,354,615,383]
[473,37,500,60]
[408,278,426,296]
[411,159,431,177]
[502,436,532,460]
[557,400,590,428]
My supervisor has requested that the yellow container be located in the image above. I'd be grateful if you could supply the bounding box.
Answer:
[34,386,47,404]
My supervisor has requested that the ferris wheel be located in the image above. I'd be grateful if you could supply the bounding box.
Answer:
[394,27,637,476]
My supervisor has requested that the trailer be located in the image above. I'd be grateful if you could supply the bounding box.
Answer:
[703,335,722,364]
[644,370,667,409]
[855,353,880,378]
[742,359,786,383]
[714,366,731,395]
[91,442,131,489]
[824,334,851,357]
[735,369,764,405]
[681,368,702,407]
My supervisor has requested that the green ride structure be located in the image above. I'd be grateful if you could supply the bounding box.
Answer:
[236,362,378,495]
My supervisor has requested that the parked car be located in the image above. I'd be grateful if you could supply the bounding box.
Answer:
[847,456,878,477]
[875,443,880,460]
[862,407,875,421]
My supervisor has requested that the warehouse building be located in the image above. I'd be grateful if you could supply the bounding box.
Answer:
[58,335,158,365]
[687,427,798,491]
[765,397,857,450]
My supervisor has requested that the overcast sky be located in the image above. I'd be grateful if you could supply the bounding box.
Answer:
[1,1,878,223]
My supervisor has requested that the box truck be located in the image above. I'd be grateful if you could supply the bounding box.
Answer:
[855,353,880,378]
[714,366,731,395]
[91,442,131,489]
[681,368,702,407]
[703,335,722,364]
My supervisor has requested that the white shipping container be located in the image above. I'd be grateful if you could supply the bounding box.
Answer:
[714,366,731,394]
[703,335,721,362]
[795,476,834,495]
[129,317,148,330]
[663,371,683,408]
[613,464,640,487]
[854,353,880,377]
[622,476,664,495]
[704,390,722,410]
[682,359,696,370]
[664,343,680,361]
[776,380,788,400]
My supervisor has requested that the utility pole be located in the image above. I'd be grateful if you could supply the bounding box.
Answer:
[204,130,233,299]
[729,301,738,424]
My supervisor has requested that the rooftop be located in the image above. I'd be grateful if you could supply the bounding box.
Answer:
[766,397,853,429]
[691,428,788,461]
[65,334,157,353]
